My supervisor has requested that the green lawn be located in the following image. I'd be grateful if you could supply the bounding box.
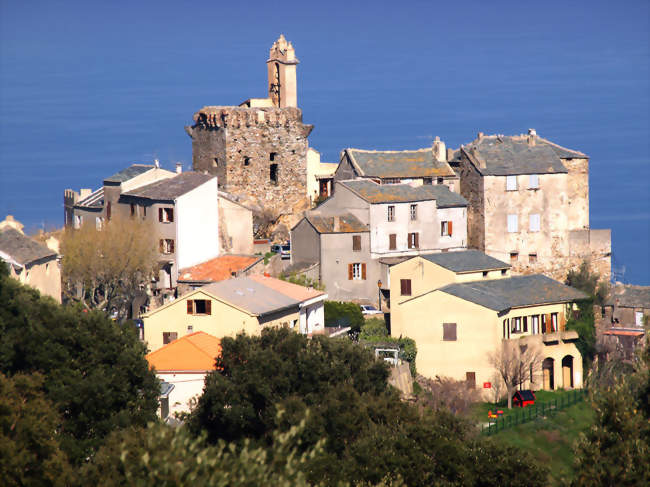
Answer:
[471,389,581,423]
[473,391,594,486]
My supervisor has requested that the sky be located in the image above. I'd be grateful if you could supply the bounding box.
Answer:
[1,0,648,283]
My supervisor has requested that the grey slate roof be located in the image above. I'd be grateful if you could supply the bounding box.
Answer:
[345,148,456,178]
[437,274,587,312]
[340,179,468,207]
[421,250,510,273]
[104,164,154,184]
[459,134,586,176]
[202,277,300,316]
[606,284,650,309]
[122,172,214,201]
[304,213,368,234]
[0,228,57,266]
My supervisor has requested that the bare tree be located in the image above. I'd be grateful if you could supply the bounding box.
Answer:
[61,215,158,320]
[415,375,482,416]
[488,342,543,409]
[489,372,505,405]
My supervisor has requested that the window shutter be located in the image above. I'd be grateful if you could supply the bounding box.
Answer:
[353,235,361,251]
[170,332,178,341]
[206,300,212,315]
[443,323,457,341]
[400,279,406,295]
[507,214,518,233]
[361,263,366,280]
[187,300,193,314]
[414,233,419,248]
[159,239,164,253]
[169,208,174,222]
[348,264,353,280]
[389,234,396,250]
[159,208,163,222]
[448,221,453,236]
[170,240,175,253]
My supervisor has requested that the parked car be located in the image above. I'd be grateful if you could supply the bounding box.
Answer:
[360,304,382,316]
[280,244,291,260]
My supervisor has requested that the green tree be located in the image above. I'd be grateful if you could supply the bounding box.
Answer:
[565,260,608,305]
[359,318,417,376]
[324,301,364,333]
[0,265,159,463]
[572,345,650,486]
[0,372,73,487]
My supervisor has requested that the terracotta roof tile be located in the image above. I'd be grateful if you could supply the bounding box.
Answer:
[249,274,325,301]
[178,255,262,283]
[146,332,221,372]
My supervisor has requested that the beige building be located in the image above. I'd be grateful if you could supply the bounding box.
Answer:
[451,130,611,282]
[142,275,326,353]
[390,250,586,396]
[0,216,61,303]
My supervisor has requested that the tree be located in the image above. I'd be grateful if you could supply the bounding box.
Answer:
[488,342,543,409]
[60,215,158,320]
[565,260,608,306]
[0,267,160,463]
[324,300,364,333]
[0,373,73,487]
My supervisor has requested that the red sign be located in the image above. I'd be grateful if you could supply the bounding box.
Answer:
[483,382,492,389]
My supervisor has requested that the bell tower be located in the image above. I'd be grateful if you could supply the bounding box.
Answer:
[267,35,299,108]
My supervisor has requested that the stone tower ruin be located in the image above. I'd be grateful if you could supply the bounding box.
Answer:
[186,35,313,215]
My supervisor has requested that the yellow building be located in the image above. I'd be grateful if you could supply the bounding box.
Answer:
[143,275,326,352]
[390,250,586,396]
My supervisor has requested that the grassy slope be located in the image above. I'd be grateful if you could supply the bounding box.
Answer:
[473,391,594,486]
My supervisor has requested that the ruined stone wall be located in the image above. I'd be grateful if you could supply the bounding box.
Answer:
[456,155,484,250]
[187,106,313,215]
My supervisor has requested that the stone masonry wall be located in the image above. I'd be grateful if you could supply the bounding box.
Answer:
[456,156,485,250]
[187,106,313,215]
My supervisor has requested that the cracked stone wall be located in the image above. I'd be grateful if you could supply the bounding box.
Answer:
[187,106,313,215]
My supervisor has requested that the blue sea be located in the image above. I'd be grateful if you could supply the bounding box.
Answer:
[1,1,648,284]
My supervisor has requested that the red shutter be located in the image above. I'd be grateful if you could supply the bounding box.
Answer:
[361,263,366,280]
[348,264,353,280]
[206,300,211,315]
[414,233,419,249]
[159,208,163,222]
[448,221,453,236]
[187,300,193,314]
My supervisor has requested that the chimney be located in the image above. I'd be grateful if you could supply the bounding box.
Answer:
[154,159,160,168]
[527,128,537,147]
[176,163,182,174]
[477,131,484,140]
[432,136,447,162]
[333,216,340,233]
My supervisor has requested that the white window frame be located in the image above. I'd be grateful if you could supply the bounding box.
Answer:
[506,175,518,191]
[529,214,541,232]
[531,315,540,334]
[441,221,450,236]
[95,217,103,231]
[529,174,539,189]
[352,263,362,280]
[507,214,518,233]
[410,204,417,221]
[387,205,395,222]
[635,311,644,327]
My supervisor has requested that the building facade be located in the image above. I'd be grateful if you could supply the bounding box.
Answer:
[452,130,611,281]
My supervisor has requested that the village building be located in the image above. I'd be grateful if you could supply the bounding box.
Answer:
[389,250,587,396]
[217,191,254,255]
[142,274,327,353]
[333,138,458,194]
[290,179,468,305]
[186,35,333,218]
[451,130,611,281]
[176,254,264,295]
[145,331,221,418]
[600,283,649,357]
[0,215,61,303]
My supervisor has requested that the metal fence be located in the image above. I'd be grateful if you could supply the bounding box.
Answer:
[481,389,587,435]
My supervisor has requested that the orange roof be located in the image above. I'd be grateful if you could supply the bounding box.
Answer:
[603,329,645,337]
[249,274,325,301]
[146,332,221,372]
[178,255,261,283]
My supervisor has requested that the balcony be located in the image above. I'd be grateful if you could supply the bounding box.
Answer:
[514,330,579,347]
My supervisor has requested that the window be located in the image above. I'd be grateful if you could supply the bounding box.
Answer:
[348,263,366,280]
[410,204,417,221]
[529,253,538,263]
[511,317,522,333]
[187,299,211,315]
[162,332,178,345]
[529,174,539,189]
[441,221,453,236]
[142,205,147,217]
[408,232,419,249]
[423,177,432,185]
[74,215,82,229]
[159,207,174,223]
[159,239,175,254]
[270,152,277,161]
[507,214,518,233]
[352,235,361,251]
[510,251,519,263]
[244,157,251,166]
[106,202,112,221]
[400,279,412,296]
[213,158,218,167]
[501,269,507,275]
[387,205,395,222]
[437,177,444,184]
[531,315,540,334]
[187,325,193,333]
[443,323,457,341]
[506,175,518,191]
[523,316,528,333]
[529,214,540,232]
[270,163,278,184]
[466,372,476,389]
[95,217,103,230]
[482,271,489,278]
[636,311,644,326]
[551,313,558,332]
[383,178,401,184]
[389,233,397,250]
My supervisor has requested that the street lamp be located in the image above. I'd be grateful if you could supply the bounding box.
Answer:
[377,279,382,311]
